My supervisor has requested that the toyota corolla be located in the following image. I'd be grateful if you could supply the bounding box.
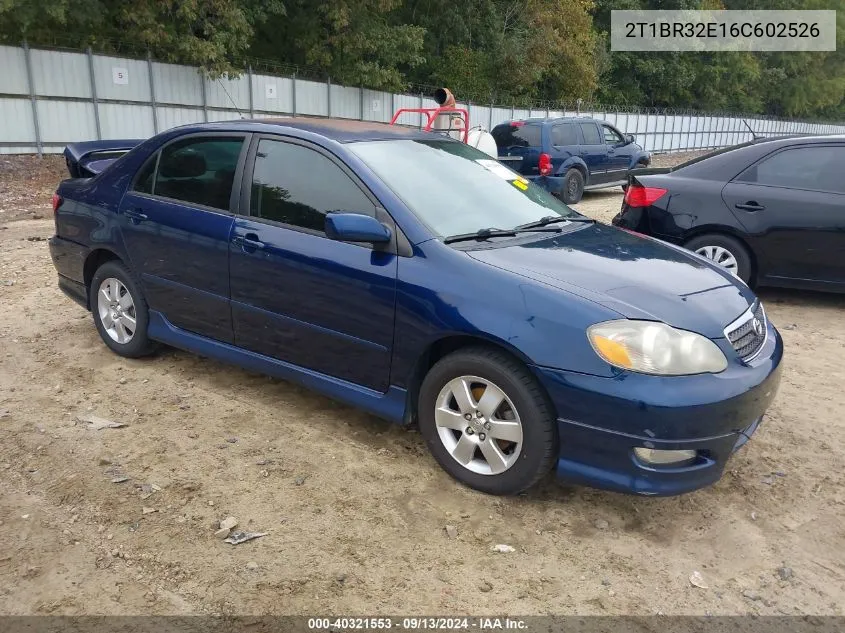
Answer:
[49,119,783,496]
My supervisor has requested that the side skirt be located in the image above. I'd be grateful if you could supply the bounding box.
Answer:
[147,311,408,423]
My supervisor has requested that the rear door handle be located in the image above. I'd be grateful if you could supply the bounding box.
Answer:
[124,209,148,222]
[735,202,765,212]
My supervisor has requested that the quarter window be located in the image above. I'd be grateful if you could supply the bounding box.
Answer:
[551,124,578,147]
[738,146,845,193]
[250,139,374,232]
[134,156,156,194]
[579,123,602,145]
[148,137,244,211]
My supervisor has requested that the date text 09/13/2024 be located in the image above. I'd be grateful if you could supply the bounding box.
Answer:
[307,617,527,630]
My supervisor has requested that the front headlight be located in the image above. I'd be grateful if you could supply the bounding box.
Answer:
[587,320,727,376]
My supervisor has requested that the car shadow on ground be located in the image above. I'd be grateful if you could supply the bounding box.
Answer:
[758,286,845,310]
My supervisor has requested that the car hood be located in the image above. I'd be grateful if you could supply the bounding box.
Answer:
[467,223,755,338]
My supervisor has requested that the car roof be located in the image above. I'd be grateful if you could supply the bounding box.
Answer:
[494,117,606,127]
[671,133,845,179]
[166,117,447,143]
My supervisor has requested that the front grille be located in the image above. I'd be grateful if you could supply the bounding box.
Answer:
[725,301,767,361]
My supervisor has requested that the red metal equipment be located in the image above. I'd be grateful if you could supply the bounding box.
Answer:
[389,106,470,142]
[389,87,470,142]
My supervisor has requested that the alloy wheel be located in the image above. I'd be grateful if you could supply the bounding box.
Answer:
[97,277,137,344]
[433,375,523,475]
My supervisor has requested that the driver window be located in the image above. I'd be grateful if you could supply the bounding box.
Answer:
[603,126,624,145]
[250,139,375,232]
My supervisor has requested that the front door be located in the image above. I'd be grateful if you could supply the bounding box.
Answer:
[601,124,632,182]
[229,136,398,392]
[118,134,248,343]
[722,143,845,285]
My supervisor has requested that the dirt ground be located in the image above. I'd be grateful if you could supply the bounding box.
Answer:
[1,152,844,617]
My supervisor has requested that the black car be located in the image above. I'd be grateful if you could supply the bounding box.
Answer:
[613,136,845,292]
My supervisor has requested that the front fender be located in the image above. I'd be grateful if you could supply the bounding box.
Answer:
[629,150,651,168]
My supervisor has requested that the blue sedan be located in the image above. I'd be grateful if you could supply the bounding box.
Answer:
[49,119,783,496]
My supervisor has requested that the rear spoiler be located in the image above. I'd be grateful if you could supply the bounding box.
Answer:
[63,139,144,178]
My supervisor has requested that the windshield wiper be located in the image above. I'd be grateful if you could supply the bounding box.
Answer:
[515,215,595,230]
[444,225,562,244]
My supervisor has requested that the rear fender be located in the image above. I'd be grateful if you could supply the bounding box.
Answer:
[555,157,589,181]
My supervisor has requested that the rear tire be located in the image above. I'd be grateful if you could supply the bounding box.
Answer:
[561,168,585,204]
[684,233,752,284]
[89,260,155,358]
[418,347,558,495]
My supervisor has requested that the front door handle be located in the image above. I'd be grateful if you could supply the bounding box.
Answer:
[124,209,148,223]
[735,202,765,212]
[241,233,265,251]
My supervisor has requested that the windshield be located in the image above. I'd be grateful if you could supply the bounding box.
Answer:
[349,139,582,238]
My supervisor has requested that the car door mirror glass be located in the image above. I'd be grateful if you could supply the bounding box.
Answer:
[325,213,392,243]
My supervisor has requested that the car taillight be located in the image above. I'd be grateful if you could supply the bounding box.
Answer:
[51,192,62,213]
[624,184,667,207]
[538,153,552,176]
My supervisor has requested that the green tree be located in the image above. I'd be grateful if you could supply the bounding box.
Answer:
[250,0,425,92]
[0,0,285,76]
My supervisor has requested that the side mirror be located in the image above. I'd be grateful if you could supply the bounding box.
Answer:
[625,134,635,145]
[325,212,392,243]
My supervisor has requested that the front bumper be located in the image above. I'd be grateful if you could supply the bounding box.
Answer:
[532,324,783,496]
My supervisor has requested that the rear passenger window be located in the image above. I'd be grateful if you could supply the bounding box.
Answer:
[579,123,602,145]
[250,139,374,232]
[551,124,578,146]
[492,124,542,149]
[737,146,845,193]
[152,137,244,211]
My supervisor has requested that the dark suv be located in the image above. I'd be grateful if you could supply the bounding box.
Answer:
[492,117,651,203]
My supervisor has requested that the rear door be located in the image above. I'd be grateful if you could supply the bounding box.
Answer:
[491,123,543,175]
[550,122,580,172]
[228,136,398,392]
[722,143,845,284]
[118,133,248,343]
[577,121,609,184]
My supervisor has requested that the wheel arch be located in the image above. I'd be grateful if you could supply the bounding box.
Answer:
[682,227,759,283]
[401,333,549,426]
[560,159,588,184]
[83,248,123,309]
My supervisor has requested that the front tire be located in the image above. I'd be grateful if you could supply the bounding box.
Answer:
[561,168,585,204]
[89,260,155,358]
[418,347,558,495]
[684,233,752,283]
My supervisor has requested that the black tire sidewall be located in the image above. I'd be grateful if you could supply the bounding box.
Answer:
[418,349,557,495]
[685,234,752,284]
[562,169,584,204]
[89,261,154,358]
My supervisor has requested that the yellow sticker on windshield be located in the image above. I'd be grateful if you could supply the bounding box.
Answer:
[512,179,528,191]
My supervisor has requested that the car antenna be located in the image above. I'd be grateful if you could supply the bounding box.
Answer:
[216,77,247,119]
[742,119,762,140]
